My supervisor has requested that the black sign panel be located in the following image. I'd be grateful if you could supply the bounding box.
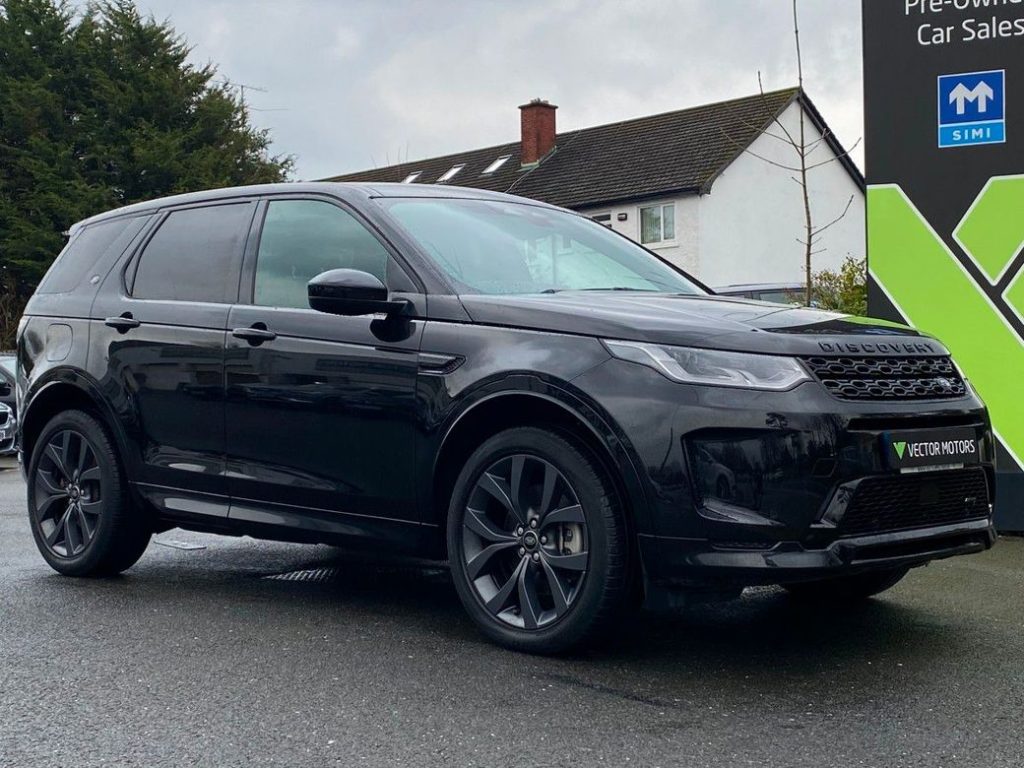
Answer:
[863,0,1024,531]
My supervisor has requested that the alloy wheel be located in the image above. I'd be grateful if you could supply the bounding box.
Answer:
[461,454,589,630]
[33,429,104,558]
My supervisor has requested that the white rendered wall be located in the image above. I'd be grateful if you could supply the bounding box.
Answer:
[695,102,865,288]
[578,102,864,288]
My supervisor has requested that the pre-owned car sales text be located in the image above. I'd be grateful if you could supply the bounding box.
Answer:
[907,0,1024,46]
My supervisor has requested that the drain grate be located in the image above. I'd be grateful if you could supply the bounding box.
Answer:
[262,565,449,583]
[263,567,343,583]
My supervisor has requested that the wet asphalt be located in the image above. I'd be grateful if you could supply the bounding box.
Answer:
[1,456,1023,768]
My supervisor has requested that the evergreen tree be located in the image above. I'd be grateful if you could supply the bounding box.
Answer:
[0,0,292,347]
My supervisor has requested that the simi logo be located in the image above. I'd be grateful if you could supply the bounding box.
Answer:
[937,69,1006,148]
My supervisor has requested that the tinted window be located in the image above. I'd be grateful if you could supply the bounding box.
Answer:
[37,216,148,294]
[254,200,393,309]
[757,289,803,305]
[133,203,253,303]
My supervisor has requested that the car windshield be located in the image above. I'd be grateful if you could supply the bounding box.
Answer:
[0,358,14,377]
[379,198,705,296]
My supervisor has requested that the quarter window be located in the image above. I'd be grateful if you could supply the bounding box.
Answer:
[640,203,676,244]
[38,216,149,294]
[132,203,253,303]
[253,199,393,309]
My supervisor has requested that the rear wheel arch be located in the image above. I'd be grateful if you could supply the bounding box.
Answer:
[431,391,649,551]
[21,378,130,477]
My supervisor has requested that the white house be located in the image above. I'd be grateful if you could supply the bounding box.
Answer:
[325,89,864,289]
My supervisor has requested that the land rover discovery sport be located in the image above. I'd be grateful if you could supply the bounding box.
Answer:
[16,183,996,653]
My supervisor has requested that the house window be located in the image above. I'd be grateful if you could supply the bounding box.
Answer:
[481,155,511,175]
[640,203,675,244]
[590,213,612,227]
[437,164,465,183]
[401,171,422,184]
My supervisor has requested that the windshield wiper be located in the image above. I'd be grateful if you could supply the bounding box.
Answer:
[577,286,659,292]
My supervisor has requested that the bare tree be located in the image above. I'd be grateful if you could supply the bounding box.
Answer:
[725,0,860,305]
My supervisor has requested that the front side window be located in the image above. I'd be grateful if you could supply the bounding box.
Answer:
[380,198,702,296]
[254,199,392,309]
[132,203,253,303]
[640,203,676,244]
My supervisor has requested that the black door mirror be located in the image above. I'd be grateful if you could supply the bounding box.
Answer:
[307,269,405,317]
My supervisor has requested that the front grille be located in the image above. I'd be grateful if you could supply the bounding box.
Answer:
[838,468,989,537]
[0,410,10,428]
[801,355,967,401]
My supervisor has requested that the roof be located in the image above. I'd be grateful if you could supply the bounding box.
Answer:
[323,88,864,210]
[70,181,548,234]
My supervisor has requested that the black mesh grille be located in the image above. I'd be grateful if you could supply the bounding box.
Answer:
[839,468,989,537]
[801,355,967,401]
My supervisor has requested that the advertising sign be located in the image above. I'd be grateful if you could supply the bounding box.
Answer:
[863,0,1024,529]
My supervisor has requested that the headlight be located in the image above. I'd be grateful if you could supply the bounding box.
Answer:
[604,341,810,391]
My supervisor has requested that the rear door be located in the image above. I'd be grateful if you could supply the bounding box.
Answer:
[91,200,256,520]
[224,195,425,539]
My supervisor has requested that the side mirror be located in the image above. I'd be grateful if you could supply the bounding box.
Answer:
[307,269,405,317]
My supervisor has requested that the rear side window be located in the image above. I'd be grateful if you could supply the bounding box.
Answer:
[132,203,254,303]
[253,199,393,309]
[37,216,148,294]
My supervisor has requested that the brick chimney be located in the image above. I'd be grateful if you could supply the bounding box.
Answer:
[519,99,557,166]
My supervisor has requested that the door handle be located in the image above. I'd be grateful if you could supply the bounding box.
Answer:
[231,324,277,345]
[104,313,140,332]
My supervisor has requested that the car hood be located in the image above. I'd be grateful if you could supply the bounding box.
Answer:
[458,293,949,357]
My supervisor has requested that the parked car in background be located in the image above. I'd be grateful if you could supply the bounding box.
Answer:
[716,282,807,305]
[16,183,996,653]
[0,403,14,455]
[0,358,16,455]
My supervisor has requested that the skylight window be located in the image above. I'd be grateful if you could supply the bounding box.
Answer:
[480,155,511,175]
[436,164,465,183]
[401,171,422,184]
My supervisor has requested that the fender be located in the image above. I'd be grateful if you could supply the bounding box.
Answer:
[20,367,136,482]
[428,373,655,536]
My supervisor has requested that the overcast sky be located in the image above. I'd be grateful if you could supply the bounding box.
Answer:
[127,0,864,180]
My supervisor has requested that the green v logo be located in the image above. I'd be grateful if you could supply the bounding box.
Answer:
[893,441,907,460]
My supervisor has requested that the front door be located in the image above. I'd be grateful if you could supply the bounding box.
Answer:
[224,197,424,538]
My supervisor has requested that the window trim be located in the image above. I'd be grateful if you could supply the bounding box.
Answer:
[401,171,422,184]
[638,202,677,246]
[123,199,258,303]
[238,193,422,307]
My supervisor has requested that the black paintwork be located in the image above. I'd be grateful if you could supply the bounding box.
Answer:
[16,182,996,601]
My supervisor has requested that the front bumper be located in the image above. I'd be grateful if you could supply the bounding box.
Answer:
[570,358,997,587]
[639,517,996,588]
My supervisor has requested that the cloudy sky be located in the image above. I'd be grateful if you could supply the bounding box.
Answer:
[127,0,864,180]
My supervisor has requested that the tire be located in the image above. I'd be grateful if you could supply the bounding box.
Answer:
[447,427,629,654]
[783,567,910,601]
[27,409,151,577]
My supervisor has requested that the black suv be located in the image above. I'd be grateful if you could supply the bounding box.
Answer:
[17,183,996,652]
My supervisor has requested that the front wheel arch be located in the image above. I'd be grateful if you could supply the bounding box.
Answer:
[431,390,649,545]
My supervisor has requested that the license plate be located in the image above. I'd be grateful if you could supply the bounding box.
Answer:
[882,428,980,470]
